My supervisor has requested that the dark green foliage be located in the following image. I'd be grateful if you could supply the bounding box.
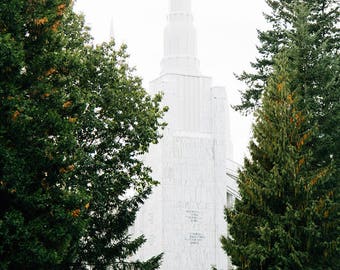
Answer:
[0,1,88,268]
[1,1,165,269]
[235,0,339,113]
[223,48,338,269]
[235,0,339,204]
[223,2,339,268]
[66,29,166,269]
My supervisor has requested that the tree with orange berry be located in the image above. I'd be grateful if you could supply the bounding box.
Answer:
[0,1,165,269]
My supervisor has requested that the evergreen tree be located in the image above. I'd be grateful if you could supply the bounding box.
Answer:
[1,1,165,269]
[235,1,339,216]
[235,0,339,113]
[223,2,339,268]
[0,1,89,268]
[222,45,338,269]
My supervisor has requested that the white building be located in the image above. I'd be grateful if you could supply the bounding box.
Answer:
[134,0,237,269]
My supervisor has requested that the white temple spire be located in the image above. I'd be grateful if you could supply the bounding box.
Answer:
[161,0,200,75]
[169,0,191,13]
[109,17,115,40]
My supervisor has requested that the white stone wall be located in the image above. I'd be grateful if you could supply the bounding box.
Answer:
[133,73,235,270]
[132,1,237,269]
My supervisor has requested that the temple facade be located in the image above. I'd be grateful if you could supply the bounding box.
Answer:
[133,1,237,269]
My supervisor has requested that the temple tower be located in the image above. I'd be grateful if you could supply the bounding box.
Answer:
[133,1,237,269]
[161,0,199,75]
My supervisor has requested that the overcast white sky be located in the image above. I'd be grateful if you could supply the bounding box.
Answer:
[74,0,269,164]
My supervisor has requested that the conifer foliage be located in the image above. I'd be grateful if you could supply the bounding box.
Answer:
[222,49,337,269]
[0,1,165,269]
[235,0,339,113]
[222,1,339,269]
[0,1,87,268]
[235,1,339,222]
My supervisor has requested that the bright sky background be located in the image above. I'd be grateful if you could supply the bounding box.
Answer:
[74,0,269,164]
